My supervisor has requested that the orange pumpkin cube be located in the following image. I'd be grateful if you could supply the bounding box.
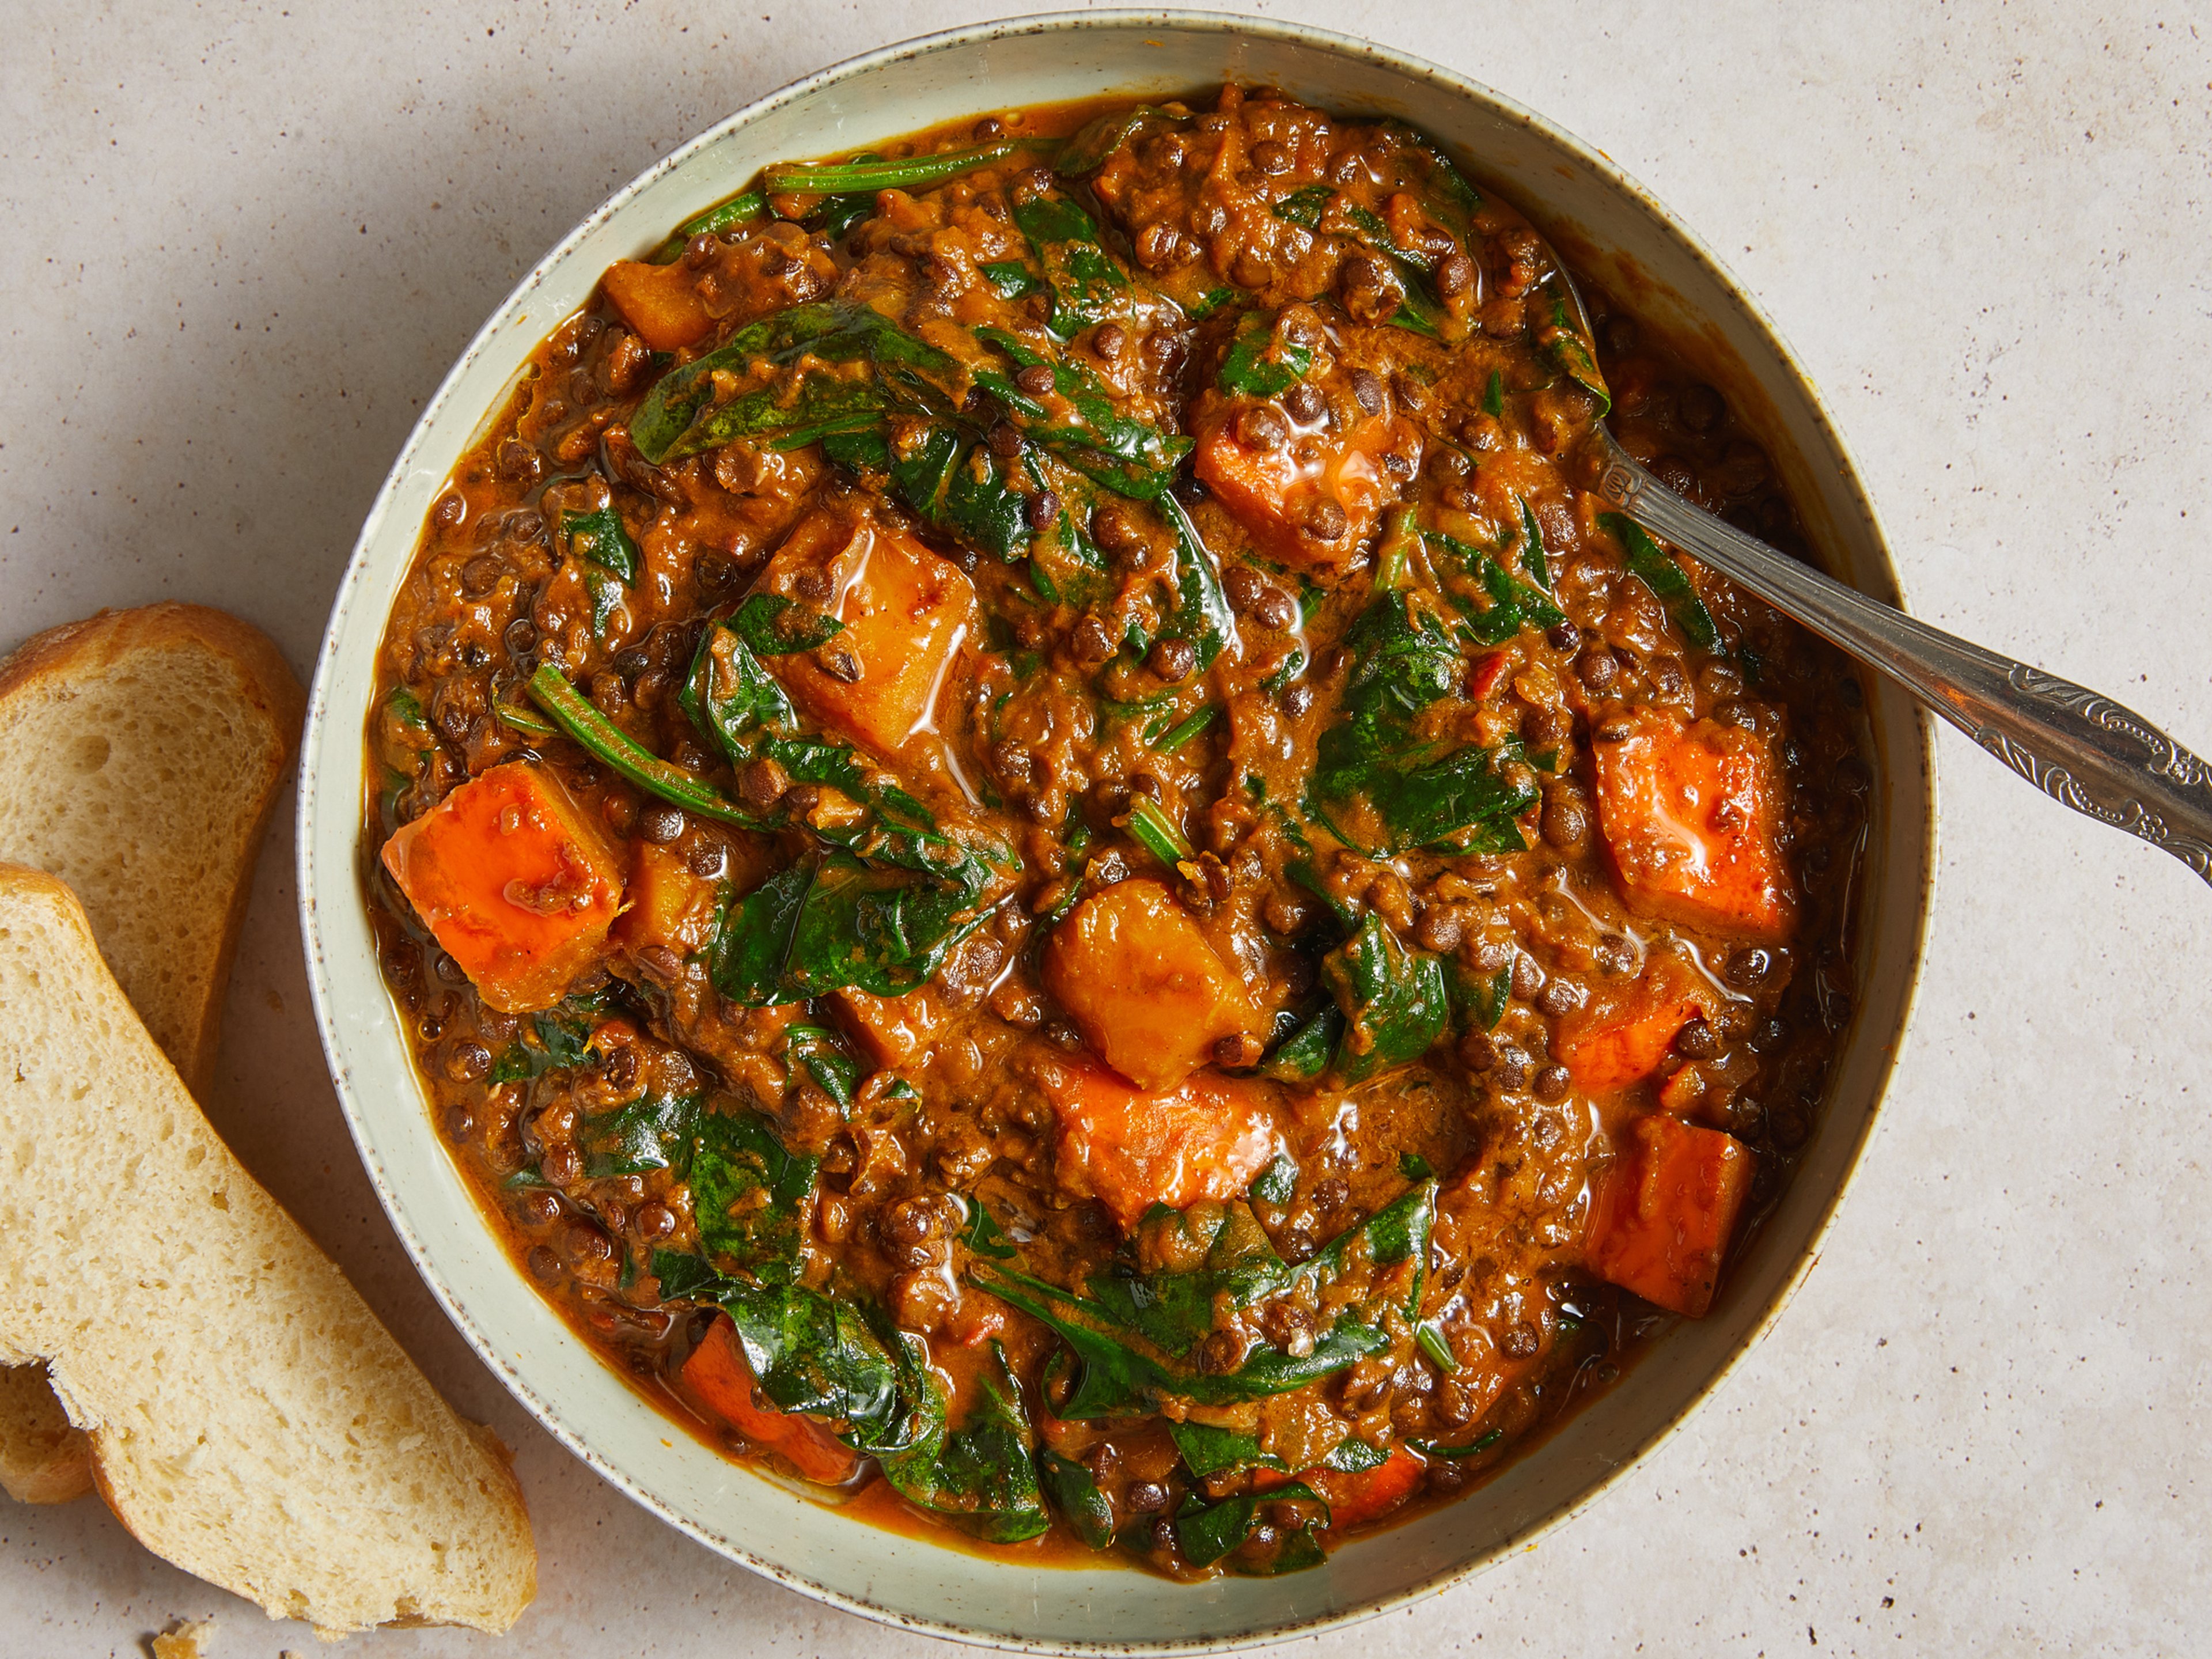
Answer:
[755,510,978,755]
[613,841,719,959]
[1041,877,1264,1092]
[1585,1113,1755,1317]
[600,260,714,351]
[1036,1051,1280,1231]
[1591,707,1794,942]
[1194,397,1416,566]
[380,762,626,1012]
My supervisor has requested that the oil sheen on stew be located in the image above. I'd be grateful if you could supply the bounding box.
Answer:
[365,86,1869,1578]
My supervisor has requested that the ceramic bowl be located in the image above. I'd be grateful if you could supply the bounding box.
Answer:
[299,10,1936,1650]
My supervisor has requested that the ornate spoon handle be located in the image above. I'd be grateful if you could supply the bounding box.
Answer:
[1587,441,2212,885]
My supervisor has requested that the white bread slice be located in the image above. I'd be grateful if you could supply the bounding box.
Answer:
[0,604,304,1506]
[0,602,304,1096]
[0,865,536,1636]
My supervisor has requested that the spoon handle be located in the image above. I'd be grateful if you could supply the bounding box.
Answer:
[1588,444,2212,886]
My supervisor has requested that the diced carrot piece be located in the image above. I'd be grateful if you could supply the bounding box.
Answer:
[1556,951,1709,1092]
[1194,399,1417,566]
[1585,1113,1755,1317]
[755,510,978,755]
[1591,707,1794,941]
[680,1316,858,1486]
[830,983,946,1070]
[613,841,718,959]
[1036,1051,1279,1230]
[600,260,714,351]
[1041,877,1264,1092]
[380,762,626,1012]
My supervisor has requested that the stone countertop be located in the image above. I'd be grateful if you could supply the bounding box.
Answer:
[3,2,2206,1654]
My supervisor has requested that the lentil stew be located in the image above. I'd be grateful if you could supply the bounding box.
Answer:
[365,86,1869,1578]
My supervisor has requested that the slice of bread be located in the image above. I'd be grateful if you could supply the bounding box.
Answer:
[0,866,537,1636]
[0,602,305,1096]
[0,603,304,1505]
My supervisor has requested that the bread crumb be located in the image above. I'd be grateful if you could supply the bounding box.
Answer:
[150,1617,214,1659]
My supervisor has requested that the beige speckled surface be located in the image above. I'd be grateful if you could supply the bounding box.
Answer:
[3,2,2207,1654]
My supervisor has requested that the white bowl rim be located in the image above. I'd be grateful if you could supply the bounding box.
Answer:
[296,9,1940,1652]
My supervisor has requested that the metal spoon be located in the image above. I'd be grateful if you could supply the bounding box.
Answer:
[1546,266,2212,887]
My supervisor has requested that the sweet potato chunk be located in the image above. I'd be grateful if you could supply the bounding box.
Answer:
[1042,877,1264,1091]
[1258,1446,1428,1529]
[612,842,718,959]
[680,1316,858,1486]
[1037,1052,1279,1231]
[754,510,978,755]
[600,260,714,351]
[1195,399,1417,566]
[830,983,947,1070]
[1585,1113,1755,1317]
[1556,950,1709,1093]
[1591,708,1794,941]
[380,762,626,1012]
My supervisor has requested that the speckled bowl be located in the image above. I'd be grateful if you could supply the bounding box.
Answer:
[298,11,1936,1651]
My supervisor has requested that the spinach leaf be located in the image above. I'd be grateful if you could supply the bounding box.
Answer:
[1321,1437,1389,1473]
[679,616,798,751]
[1305,591,1540,854]
[1011,192,1131,336]
[717,1277,911,1450]
[1600,511,1719,650]
[968,1187,1434,1416]
[1516,495,1551,589]
[580,1088,703,1179]
[586,569,623,642]
[562,505,639,582]
[823,425,1022,565]
[880,1342,1050,1543]
[1056,105,1172,178]
[1271,185,1333,229]
[688,1105,820,1283]
[629,299,955,463]
[764,141,1020,195]
[783,1024,860,1110]
[959,1198,1021,1262]
[1262,1004,1343,1083]
[649,1247,728,1303]
[1446,959,1512,1031]
[1175,1481,1325,1570]
[731,592,846,656]
[1169,1420,1285,1479]
[1217,315,1312,398]
[1537,284,1611,416]
[980,259,1044,301]
[1322,913,1450,1082]
[1421,528,1566,643]
[1156,494,1237,670]
[711,854,997,1006]
[1036,1449,1116,1550]
[1250,1152,1300,1206]
[707,861,814,1005]
[1483,369,1506,418]
[649,188,768,263]
[971,327,1192,499]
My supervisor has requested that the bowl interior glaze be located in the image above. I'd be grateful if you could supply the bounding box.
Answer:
[298,12,1934,1650]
